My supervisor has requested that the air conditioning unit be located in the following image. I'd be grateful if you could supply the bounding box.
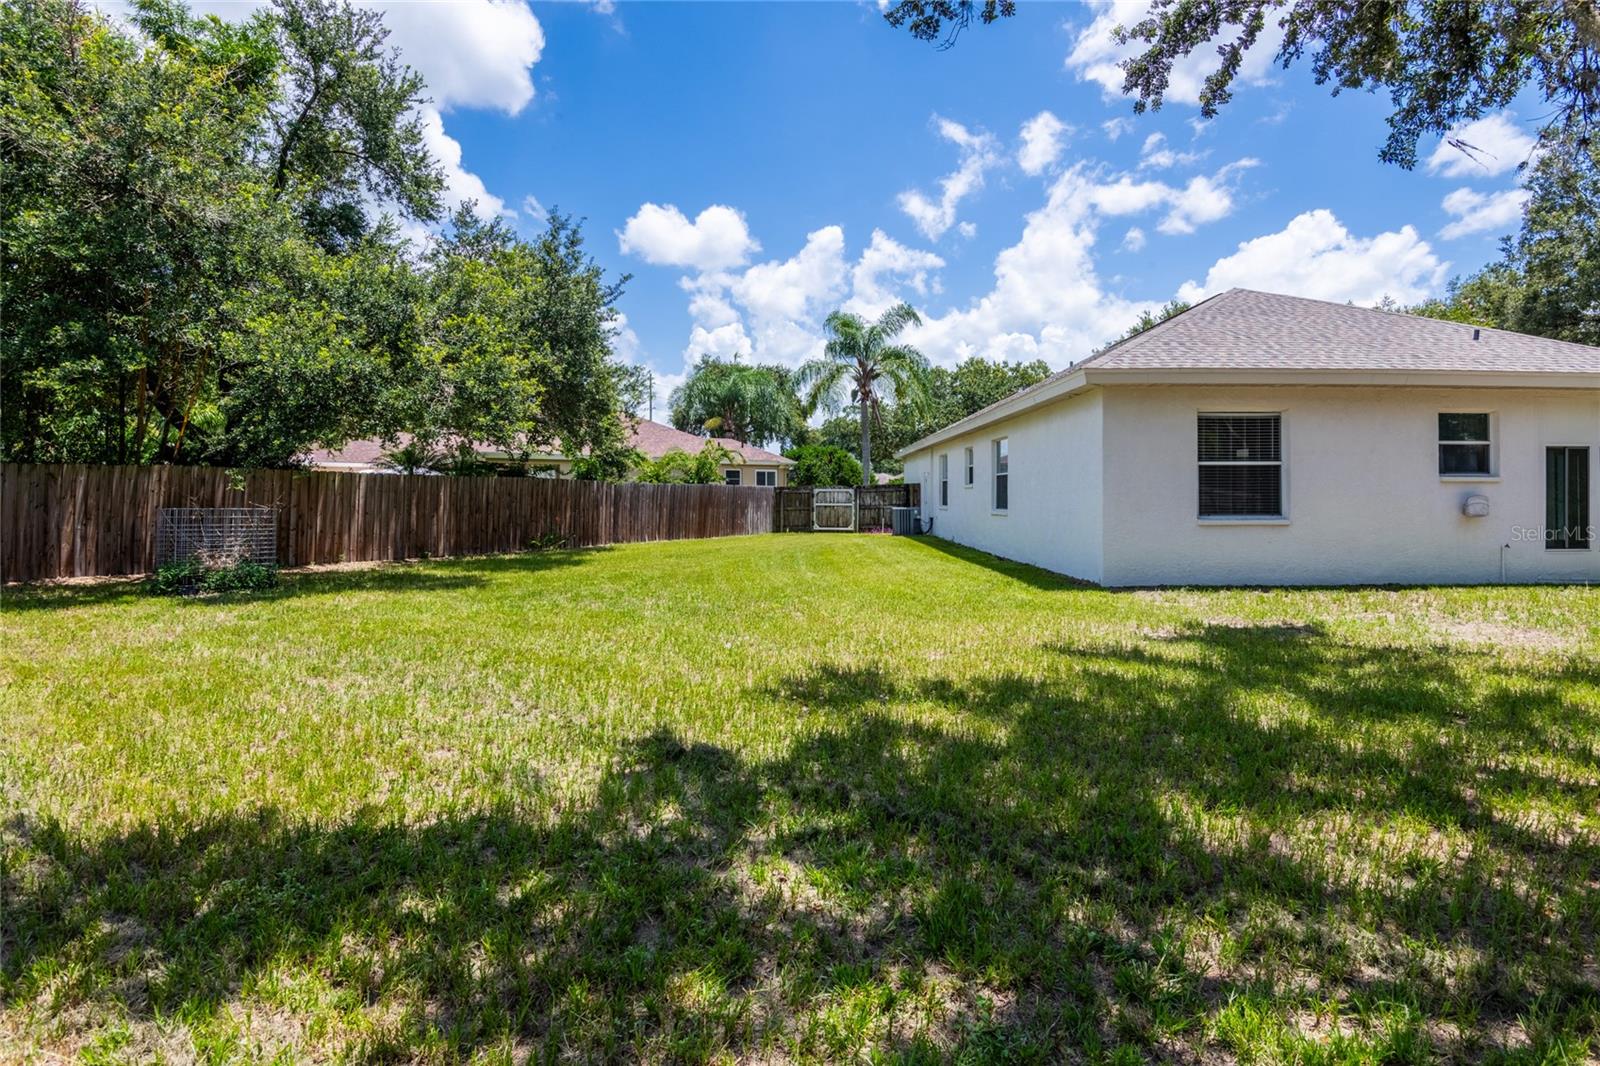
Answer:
[890,506,921,536]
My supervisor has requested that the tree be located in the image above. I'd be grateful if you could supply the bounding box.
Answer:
[634,442,736,484]
[797,304,931,486]
[785,444,864,488]
[1408,131,1600,344]
[883,0,1015,48]
[1099,299,1191,351]
[876,356,1053,466]
[886,2,1599,173]
[668,358,802,445]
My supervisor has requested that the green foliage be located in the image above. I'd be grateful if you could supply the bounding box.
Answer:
[1102,299,1191,350]
[874,356,1053,467]
[147,558,279,595]
[896,1,1597,175]
[1408,131,1600,345]
[669,358,803,446]
[883,0,1015,47]
[634,442,736,484]
[0,0,635,470]
[784,444,863,488]
[797,303,930,485]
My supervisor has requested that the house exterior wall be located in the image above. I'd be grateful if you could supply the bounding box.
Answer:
[1099,385,1599,586]
[903,389,1104,583]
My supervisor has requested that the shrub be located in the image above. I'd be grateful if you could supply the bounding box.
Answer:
[785,444,863,487]
[148,559,279,596]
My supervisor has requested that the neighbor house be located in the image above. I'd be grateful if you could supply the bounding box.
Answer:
[304,418,794,486]
[898,289,1598,586]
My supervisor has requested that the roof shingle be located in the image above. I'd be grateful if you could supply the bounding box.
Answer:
[1079,288,1600,374]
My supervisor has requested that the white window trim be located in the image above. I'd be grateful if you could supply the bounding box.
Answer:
[992,437,1009,513]
[938,453,950,509]
[1438,411,1497,480]
[1196,411,1288,521]
[963,446,974,488]
[724,469,742,486]
[1546,445,1592,551]
[754,469,777,487]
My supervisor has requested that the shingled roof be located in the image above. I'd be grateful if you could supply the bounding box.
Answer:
[896,288,1599,459]
[1080,288,1600,374]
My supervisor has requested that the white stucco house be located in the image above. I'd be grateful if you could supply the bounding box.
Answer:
[898,289,1599,586]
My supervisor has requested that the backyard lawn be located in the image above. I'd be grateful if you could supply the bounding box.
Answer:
[3,534,1598,1063]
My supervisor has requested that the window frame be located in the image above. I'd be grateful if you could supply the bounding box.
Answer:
[1546,446,1592,551]
[938,453,949,508]
[992,437,1009,513]
[1196,412,1286,521]
[963,446,974,487]
[723,469,742,487]
[755,469,777,487]
[1438,412,1496,480]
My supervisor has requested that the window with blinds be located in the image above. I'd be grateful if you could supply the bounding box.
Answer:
[939,453,949,507]
[993,437,1009,511]
[1198,413,1283,518]
[1439,413,1493,476]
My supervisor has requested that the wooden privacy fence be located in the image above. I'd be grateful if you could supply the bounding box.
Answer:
[774,484,920,533]
[1,464,776,582]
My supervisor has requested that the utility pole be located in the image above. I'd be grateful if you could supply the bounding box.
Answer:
[648,371,654,421]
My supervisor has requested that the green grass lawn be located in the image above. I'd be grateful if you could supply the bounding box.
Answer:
[3,535,1598,1064]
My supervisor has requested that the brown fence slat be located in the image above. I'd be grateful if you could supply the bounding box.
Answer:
[0,464,788,581]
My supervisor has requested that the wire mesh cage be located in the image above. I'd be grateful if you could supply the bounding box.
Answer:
[155,507,278,568]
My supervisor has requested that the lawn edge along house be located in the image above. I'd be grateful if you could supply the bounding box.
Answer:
[898,289,1599,586]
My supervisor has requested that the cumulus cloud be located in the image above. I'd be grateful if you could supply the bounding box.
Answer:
[618,203,761,272]
[373,0,545,116]
[898,116,1002,240]
[1102,116,1135,141]
[1082,158,1256,234]
[1066,0,1281,106]
[1426,112,1537,178]
[420,107,505,218]
[846,230,946,317]
[904,167,1157,367]
[1137,131,1202,170]
[1122,226,1146,251]
[1438,186,1530,239]
[1177,209,1448,306]
[1018,111,1071,175]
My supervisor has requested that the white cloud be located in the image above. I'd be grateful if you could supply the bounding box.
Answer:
[618,203,760,271]
[1177,209,1448,306]
[1018,111,1071,176]
[607,311,641,362]
[729,226,849,325]
[1137,131,1202,170]
[1102,116,1135,141]
[1066,0,1281,106]
[898,116,1002,241]
[1438,186,1530,239]
[1426,112,1537,178]
[1122,226,1146,251]
[520,195,547,224]
[420,107,505,218]
[1081,158,1255,234]
[846,230,946,317]
[905,166,1157,367]
[371,0,545,116]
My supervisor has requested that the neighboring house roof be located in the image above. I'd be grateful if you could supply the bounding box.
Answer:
[626,419,794,465]
[897,288,1600,459]
[303,419,794,472]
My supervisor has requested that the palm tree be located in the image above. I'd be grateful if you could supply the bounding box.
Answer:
[796,303,930,485]
[669,358,800,445]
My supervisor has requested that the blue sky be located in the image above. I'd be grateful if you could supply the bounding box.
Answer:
[301,1,1541,411]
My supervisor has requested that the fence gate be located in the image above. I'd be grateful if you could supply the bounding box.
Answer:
[812,488,856,531]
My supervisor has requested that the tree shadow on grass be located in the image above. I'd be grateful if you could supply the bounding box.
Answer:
[1,549,605,614]
[5,623,1597,1061]
[905,535,1099,592]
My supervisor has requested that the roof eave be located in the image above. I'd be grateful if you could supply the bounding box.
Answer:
[893,365,1599,459]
